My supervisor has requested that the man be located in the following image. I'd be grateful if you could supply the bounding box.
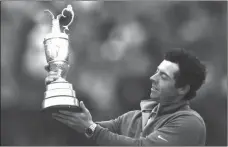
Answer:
[48,48,207,146]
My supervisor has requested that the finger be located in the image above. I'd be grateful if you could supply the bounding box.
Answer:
[52,114,81,127]
[45,72,59,85]
[45,76,58,85]
[45,75,58,80]
[52,115,66,121]
[44,65,50,72]
[59,110,74,116]
[52,113,71,120]
[57,111,83,121]
[48,71,59,77]
[80,101,88,112]
[52,115,67,123]
[52,116,74,126]
[47,75,59,81]
[52,113,76,124]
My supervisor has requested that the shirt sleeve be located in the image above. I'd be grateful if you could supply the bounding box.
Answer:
[92,113,206,146]
[95,118,121,134]
[94,111,135,134]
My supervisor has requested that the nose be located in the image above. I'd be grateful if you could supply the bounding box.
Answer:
[150,72,159,83]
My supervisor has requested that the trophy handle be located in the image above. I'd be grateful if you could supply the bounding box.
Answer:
[61,5,74,34]
[44,5,74,34]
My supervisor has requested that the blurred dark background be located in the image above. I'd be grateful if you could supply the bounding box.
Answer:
[1,1,227,146]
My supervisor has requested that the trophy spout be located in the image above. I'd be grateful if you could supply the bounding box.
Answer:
[44,10,55,20]
[44,9,62,34]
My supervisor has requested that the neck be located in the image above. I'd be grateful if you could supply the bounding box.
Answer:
[159,95,185,106]
[140,98,190,116]
[158,99,189,116]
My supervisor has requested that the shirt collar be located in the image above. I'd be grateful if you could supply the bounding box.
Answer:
[140,99,158,112]
[140,99,190,116]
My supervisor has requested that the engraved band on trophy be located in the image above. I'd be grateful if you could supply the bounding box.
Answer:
[41,5,80,112]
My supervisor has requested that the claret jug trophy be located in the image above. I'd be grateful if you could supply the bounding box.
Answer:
[41,5,80,113]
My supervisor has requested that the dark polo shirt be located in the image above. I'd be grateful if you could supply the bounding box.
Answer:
[93,99,206,146]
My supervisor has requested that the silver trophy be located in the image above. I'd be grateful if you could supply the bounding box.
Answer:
[41,5,80,112]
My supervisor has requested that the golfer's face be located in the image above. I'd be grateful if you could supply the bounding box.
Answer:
[149,60,179,103]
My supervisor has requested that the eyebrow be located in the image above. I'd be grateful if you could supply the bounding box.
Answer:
[157,68,171,79]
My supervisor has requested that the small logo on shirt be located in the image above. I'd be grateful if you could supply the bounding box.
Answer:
[158,135,168,142]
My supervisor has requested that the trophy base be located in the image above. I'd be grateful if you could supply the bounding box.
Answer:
[41,81,81,115]
[41,104,81,113]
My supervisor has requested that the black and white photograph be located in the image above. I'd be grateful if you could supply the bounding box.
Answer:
[1,1,227,146]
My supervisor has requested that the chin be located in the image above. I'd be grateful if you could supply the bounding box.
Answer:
[150,94,160,102]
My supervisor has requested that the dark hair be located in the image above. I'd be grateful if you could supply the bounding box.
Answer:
[164,48,206,100]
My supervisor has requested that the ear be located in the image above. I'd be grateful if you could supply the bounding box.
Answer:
[177,85,190,96]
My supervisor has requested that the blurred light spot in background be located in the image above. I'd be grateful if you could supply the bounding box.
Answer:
[72,1,103,12]
[79,1,97,10]
[51,1,66,10]
[100,21,146,61]
[1,14,20,109]
[1,24,16,69]
[3,1,44,22]
[2,1,28,11]
[204,62,215,85]
[78,71,117,111]
[196,62,215,99]
[100,39,127,61]
[119,22,146,46]
[1,77,19,109]
[22,24,49,79]
[178,9,210,42]
[123,51,151,76]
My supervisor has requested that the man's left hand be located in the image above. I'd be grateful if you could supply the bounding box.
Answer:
[52,101,94,133]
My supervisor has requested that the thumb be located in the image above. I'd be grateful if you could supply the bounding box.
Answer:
[80,101,88,112]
